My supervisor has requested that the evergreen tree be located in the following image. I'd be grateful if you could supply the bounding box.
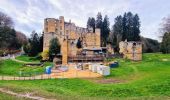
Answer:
[96,12,103,46]
[49,37,60,59]
[87,17,91,28]
[28,31,40,56]
[122,13,127,41]
[112,15,123,47]
[161,32,170,53]
[102,15,110,46]
[96,12,103,29]
[113,12,141,42]
[133,14,140,41]
[39,34,43,52]
[87,17,95,33]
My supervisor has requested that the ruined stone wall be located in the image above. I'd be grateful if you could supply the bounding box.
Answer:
[43,32,57,51]
[119,41,142,61]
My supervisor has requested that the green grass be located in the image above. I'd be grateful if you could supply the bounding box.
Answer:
[0,59,52,76]
[0,53,170,100]
[15,55,40,62]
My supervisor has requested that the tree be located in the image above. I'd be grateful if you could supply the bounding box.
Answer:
[39,34,43,52]
[161,32,170,53]
[23,43,31,54]
[76,38,82,48]
[16,31,28,46]
[112,12,141,43]
[49,38,60,60]
[141,37,160,53]
[96,12,103,29]
[87,17,95,33]
[102,15,110,46]
[124,12,141,41]
[0,26,21,50]
[160,16,170,34]
[96,12,103,46]
[0,11,21,50]
[160,16,170,53]
[28,31,40,56]
[0,11,13,28]
[133,14,140,41]
[111,15,123,48]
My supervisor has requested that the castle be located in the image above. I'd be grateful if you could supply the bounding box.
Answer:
[43,16,142,64]
[43,16,102,65]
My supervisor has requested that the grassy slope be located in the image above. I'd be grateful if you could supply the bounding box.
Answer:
[0,53,170,100]
[15,55,40,62]
[0,60,48,76]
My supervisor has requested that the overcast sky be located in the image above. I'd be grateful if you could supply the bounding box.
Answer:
[0,0,170,41]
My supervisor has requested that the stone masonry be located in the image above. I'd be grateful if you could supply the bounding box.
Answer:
[43,16,101,64]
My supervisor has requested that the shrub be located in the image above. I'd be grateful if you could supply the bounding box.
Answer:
[41,50,49,60]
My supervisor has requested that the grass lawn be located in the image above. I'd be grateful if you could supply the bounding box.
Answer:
[0,53,170,100]
[0,55,52,76]
[15,55,40,62]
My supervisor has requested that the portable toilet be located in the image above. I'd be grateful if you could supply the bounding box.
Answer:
[45,66,52,74]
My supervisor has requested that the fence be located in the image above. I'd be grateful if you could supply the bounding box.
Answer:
[0,74,54,81]
[0,69,102,80]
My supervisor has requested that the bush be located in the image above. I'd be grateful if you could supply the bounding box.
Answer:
[41,50,49,60]
[0,50,4,56]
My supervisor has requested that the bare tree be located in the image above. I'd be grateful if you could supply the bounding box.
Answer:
[0,11,13,28]
[160,15,170,36]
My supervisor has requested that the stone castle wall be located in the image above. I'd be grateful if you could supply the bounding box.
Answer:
[119,41,142,61]
[43,16,101,61]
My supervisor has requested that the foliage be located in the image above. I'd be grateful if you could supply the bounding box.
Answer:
[41,49,49,60]
[23,43,31,54]
[102,15,110,46]
[96,12,104,46]
[0,11,22,51]
[111,12,140,46]
[0,26,21,50]
[25,31,43,56]
[16,31,28,45]
[49,37,60,60]
[161,32,170,53]
[87,12,111,47]
[141,37,160,53]
[160,15,170,34]
[76,38,82,48]
[0,11,13,28]
[87,17,95,33]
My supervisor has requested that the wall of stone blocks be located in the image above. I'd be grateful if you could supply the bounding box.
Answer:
[119,41,142,61]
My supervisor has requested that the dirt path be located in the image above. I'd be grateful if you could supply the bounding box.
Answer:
[0,88,50,100]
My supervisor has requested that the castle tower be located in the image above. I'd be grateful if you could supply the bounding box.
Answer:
[61,39,69,65]
[59,16,65,37]
[95,28,101,47]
